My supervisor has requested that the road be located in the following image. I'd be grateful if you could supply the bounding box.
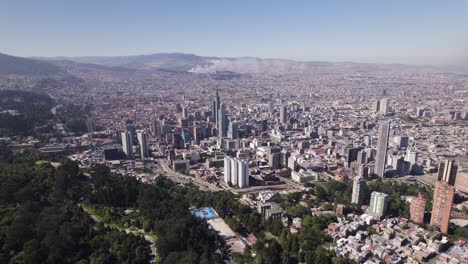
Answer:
[158,160,222,192]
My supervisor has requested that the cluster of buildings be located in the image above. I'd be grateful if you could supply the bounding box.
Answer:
[327,216,467,263]
[350,158,464,236]
[224,156,250,188]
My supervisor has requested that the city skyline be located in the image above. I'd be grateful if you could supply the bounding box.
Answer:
[2,0,468,65]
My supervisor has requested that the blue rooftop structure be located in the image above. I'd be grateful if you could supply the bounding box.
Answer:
[191,207,219,220]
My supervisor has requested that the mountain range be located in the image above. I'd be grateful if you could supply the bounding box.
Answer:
[1,52,467,76]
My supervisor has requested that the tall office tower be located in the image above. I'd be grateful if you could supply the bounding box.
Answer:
[224,156,232,184]
[238,160,249,188]
[228,121,239,139]
[126,122,136,144]
[217,103,228,137]
[351,176,366,205]
[121,131,134,159]
[182,107,189,119]
[231,158,239,186]
[437,160,458,186]
[430,181,455,233]
[212,89,220,124]
[280,106,287,124]
[380,98,390,114]
[375,122,390,178]
[268,101,274,114]
[372,100,380,113]
[137,130,149,158]
[410,193,426,224]
[368,192,390,220]
[346,147,360,167]
[430,159,458,233]
[150,120,160,138]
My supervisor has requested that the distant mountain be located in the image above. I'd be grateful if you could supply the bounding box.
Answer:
[48,53,214,72]
[0,53,63,75]
[34,52,468,75]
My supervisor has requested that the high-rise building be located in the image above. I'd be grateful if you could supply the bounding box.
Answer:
[268,101,274,114]
[212,89,220,124]
[394,135,409,149]
[137,130,149,158]
[228,121,238,139]
[372,100,380,113]
[224,156,249,188]
[430,181,455,233]
[126,122,136,144]
[375,122,390,178]
[231,158,239,186]
[121,131,133,159]
[410,193,426,224]
[280,106,287,124]
[217,103,227,137]
[430,159,458,233]
[238,160,249,188]
[182,106,189,119]
[368,192,390,220]
[346,147,360,167]
[351,176,366,205]
[224,156,232,184]
[380,98,390,114]
[437,160,458,186]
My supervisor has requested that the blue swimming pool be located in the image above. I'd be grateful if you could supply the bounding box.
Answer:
[191,207,219,220]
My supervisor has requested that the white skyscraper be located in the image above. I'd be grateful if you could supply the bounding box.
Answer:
[224,157,249,188]
[369,192,390,220]
[137,130,149,158]
[231,158,238,186]
[238,160,249,188]
[351,176,366,204]
[224,156,232,184]
[121,131,133,159]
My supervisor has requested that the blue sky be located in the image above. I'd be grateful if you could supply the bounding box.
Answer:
[1,0,467,64]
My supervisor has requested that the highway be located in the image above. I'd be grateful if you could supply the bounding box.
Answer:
[158,160,223,192]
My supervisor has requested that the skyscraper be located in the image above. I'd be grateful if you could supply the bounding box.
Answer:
[280,106,287,124]
[351,176,366,205]
[368,192,390,220]
[224,156,249,188]
[238,160,249,188]
[121,131,133,160]
[430,181,455,233]
[268,101,274,114]
[212,89,220,124]
[182,106,189,119]
[224,156,232,184]
[231,158,239,186]
[372,100,380,113]
[430,159,458,233]
[437,160,458,186]
[137,130,149,158]
[410,193,426,224]
[218,103,227,137]
[375,122,390,178]
[228,121,238,139]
